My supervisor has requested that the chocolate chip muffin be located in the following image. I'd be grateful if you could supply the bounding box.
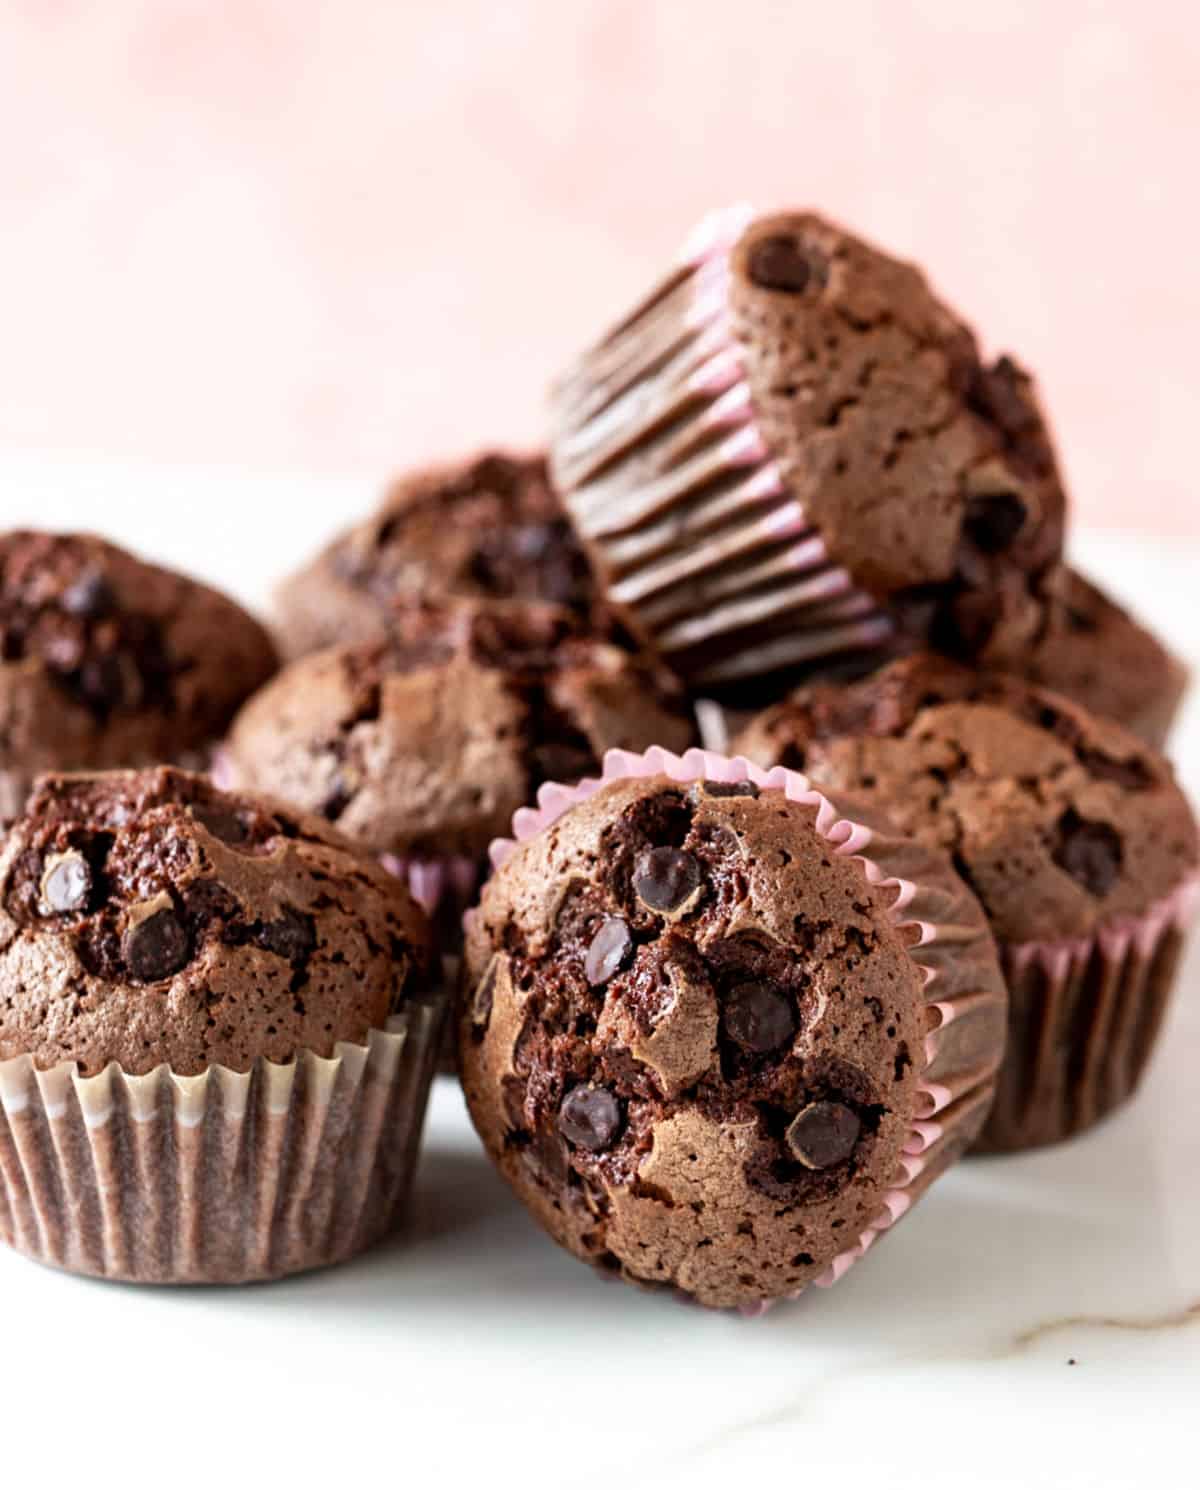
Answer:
[0,766,443,1283]
[1000,567,1189,749]
[460,748,1007,1311]
[223,598,697,934]
[0,530,278,821]
[275,452,601,659]
[549,207,1067,695]
[734,654,1199,1152]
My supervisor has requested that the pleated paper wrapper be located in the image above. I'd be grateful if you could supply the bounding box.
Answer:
[549,207,896,693]
[0,998,444,1284]
[978,877,1199,1153]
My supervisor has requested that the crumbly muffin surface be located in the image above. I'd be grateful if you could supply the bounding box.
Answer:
[226,599,696,861]
[0,767,434,1075]
[275,453,600,658]
[735,654,1198,942]
[460,771,1004,1308]
[730,212,1067,663]
[0,530,277,816]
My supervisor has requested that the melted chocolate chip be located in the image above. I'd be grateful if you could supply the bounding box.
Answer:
[60,569,116,619]
[722,982,796,1055]
[258,908,316,964]
[39,852,92,914]
[558,1085,622,1152]
[1053,811,1123,897]
[584,917,632,986]
[123,905,190,981]
[747,234,823,294]
[962,493,1027,554]
[785,1101,861,1169]
[634,847,703,914]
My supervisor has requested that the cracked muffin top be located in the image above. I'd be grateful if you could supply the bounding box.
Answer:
[459,768,1005,1309]
[734,654,1198,943]
[224,598,697,861]
[274,452,602,659]
[726,211,1067,660]
[0,530,278,817]
[0,767,436,1076]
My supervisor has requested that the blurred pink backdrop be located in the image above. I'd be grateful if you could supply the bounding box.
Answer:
[1,1,1197,533]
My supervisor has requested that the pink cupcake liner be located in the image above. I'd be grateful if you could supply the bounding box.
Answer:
[550,207,896,689]
[0,1001,445,1284]
[487,744,1005,1301]
[978,876,1200,1153]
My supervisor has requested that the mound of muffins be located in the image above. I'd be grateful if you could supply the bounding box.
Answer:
[0,207,1195,1312]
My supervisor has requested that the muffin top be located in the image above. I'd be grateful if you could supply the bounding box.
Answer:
[729,211,1066,661]
[1002,566,1189,749]
[0,530,277,805]
[225,599,697,861]
[0,767,436,1076]
[275,452,600,658]
[460,769,1004,1309]
[734,654,1198,942]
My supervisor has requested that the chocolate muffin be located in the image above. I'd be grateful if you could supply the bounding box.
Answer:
[1000,567,1189,749]
[734,654,1199,1152]
[223,598,697,931]
[275,452,600,659]
[460,747,1007,1310]
[549,207,1067,695]
[0,530,278,821]
[0,766,443,1283]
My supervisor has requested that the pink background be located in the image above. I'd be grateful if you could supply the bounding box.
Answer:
[1,2,1197,534]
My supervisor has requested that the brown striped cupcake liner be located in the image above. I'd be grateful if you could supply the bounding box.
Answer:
[978,878,1200,1153]
[0,999,445,1284]
[549,207,896,690]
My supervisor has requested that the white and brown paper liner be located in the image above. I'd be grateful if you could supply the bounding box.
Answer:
[977,877,1200,1154]
[488,745,1006,1303]
[0,1000,445,1283]
[549,207,895,689]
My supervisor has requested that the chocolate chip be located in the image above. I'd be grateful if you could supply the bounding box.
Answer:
[472,958,499,1029]
[747,233,822,293]
[61,569,116,619]
[584,916,633,986]
[634,847,703,915]
[786,1101,861,1169]
[1053,811,1122,897]
[962,493,1027,554]
[123,905,190,981]
[689,779,760,800]
[558,1085,622,1152]
[258,907,316,964]
[39,852,92,914]
[722,982,796,1055]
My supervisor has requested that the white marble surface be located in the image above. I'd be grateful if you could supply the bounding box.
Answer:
[1,459,1197,1490]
